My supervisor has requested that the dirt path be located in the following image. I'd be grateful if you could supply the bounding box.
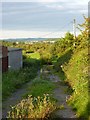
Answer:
[2,70,41,118]
[2,67,76,118]
[2,80,32,118]
[47,74,76,118]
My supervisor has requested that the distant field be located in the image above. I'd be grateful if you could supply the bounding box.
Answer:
[26,52,40,59]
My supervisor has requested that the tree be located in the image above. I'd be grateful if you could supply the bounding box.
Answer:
[77,15,89,39]
[65,32,74,40]
[75,15,89,50]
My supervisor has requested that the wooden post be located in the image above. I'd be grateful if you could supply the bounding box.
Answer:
[73,19,76,39]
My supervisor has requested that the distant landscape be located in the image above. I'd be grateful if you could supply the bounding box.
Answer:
[0,38,47,42]
[0,38,60,43]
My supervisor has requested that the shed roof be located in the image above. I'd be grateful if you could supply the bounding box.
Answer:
[8,47,22,52]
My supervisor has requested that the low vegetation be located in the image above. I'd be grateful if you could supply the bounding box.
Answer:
[23,77,55,98]
[2,57,40,100]
[52,16,89,119]
[63,47,88,118]
[7,94,56,119]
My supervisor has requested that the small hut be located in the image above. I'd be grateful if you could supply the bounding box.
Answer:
[0,46,23,72]
[8,47,23,70]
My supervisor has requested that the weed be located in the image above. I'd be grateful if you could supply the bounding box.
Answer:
[23,77,55,98]
[57,104,65,110]
[7,94,56,119]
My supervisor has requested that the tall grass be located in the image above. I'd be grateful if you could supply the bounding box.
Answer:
[2,58,40,100]
[63,48,89,118]
[7,94,56,119]
[23,77,55,98]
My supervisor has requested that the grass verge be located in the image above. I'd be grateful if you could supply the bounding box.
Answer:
[63,48,89,118]
[23,77,56,98]
[2,58,40,100]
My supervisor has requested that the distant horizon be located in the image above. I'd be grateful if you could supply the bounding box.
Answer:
[0,37,48,40]
[0,30,80,40]
[0,31,80,40]
[0,37,62,40]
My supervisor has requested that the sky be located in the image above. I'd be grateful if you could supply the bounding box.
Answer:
[0,0,89,39]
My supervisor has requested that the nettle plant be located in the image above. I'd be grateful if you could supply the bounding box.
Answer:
[7,94,56,119]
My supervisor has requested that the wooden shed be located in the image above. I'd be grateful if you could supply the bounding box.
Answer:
[8,47,23,70]
[0,46,23,72]
[0,46,8,72]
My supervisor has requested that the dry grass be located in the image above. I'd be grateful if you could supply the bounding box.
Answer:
[7,94,56,119]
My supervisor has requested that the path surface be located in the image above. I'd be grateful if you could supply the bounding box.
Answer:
[2,80,32,118]
[47,73,76,118]
[2,67,76,118]
[2,70,41,118]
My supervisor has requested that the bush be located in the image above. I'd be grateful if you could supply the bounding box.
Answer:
[63,48,88,118]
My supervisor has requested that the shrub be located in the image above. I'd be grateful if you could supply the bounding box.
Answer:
[63,48,88,118]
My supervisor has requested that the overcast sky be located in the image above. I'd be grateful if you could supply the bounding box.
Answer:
[0,0,89,39]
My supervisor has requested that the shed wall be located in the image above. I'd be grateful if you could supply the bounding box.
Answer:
[2,57,8,72]
[8,50,22,70]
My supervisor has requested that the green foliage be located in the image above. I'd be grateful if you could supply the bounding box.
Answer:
[2,70,23,99]
[23,51,40,60]
[51,33,74,59]
[77,15,89,39]
[23,77,55,98]
[27,52,40,59]
[50,16,89,118]
[63,48,88,118]
[7,94,56,119]
[55,49,73,67]
[2,58,40,100]
[40,52,52,65]
[65,32,74,40]
[53,49,73,81]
